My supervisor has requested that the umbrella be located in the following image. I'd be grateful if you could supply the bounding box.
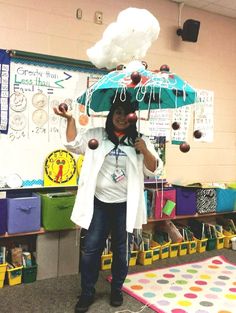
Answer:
[77,65,197,117]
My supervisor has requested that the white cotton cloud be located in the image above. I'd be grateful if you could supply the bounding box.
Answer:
[87,7,160,69]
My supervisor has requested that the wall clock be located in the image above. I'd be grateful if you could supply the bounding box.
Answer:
[44,149,77,186]
[76,154,84,176]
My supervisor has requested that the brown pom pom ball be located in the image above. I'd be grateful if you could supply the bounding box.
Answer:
[58,103,68,112]
[172,122,180,130]
[131,71,141,84]
[179,142,190,153]
[127,113,137,124]
[193,130,202,139]
[88,139,99,150]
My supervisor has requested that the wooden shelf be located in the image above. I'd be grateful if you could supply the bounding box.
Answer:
[147,211,236,223]
[0,212,235,238]
[144,178,167,185]
[0,228,46,238]
[0,185,78,192]
[0,227,79,239]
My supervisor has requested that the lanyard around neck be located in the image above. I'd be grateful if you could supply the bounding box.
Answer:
[114,147,120,168]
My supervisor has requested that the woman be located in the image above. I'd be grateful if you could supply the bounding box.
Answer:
[53,97,163,313]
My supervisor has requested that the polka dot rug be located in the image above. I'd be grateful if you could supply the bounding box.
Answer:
[110,256,236,313]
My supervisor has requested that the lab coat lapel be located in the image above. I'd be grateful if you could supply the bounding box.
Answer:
[101,137,116,156]
[120,145,139,170]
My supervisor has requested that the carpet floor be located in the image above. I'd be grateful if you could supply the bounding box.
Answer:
[0,249,235,313]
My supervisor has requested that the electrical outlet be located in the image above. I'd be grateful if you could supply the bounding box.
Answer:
[95,11,103,24]
[76,8,82,20]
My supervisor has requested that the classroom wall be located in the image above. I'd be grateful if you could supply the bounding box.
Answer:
[0,0,235,184]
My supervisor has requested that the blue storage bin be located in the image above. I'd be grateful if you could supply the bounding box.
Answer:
[175,186,197,215]
[7,192,41,234]
[216,188,236,212]
[0,199,7,235]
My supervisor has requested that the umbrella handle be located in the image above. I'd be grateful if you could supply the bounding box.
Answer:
[138,109,141,137]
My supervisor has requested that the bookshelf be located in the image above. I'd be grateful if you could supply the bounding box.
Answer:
[0,184,235,281]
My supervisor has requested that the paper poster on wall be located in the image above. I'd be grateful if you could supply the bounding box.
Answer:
[171,105,191,144]
[0,58,103,188]
[148,109,171,140]
[194,89,214,142]
[0,49,10,134]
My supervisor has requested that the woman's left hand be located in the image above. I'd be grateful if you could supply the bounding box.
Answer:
[134,137,148,155]
[134,137,157,172]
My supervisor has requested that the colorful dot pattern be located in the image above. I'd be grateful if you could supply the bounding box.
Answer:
[123,256,236,313]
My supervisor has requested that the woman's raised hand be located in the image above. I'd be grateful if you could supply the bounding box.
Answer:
[53,105,73,120]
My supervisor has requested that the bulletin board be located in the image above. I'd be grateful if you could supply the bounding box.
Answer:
[0,49,106,189]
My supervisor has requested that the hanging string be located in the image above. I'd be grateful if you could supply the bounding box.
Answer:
[114,302,153,313]
[146,86,153,120]
[114,279,164,312]
[160,178,164,218]
[85,78,92,116]
[114,87,127,103]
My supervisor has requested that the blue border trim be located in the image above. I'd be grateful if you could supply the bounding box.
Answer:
[11,57,107,75]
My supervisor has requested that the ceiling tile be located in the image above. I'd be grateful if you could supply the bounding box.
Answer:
[169,0,236,18]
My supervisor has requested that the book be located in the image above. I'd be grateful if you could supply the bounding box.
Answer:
[0,246,6,264]
[144,189,156,219]
[215,224,223,234]
[11,247,23,267]
[188,219,204,239]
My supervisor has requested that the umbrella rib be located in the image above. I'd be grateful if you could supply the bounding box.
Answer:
[182,81,187,102]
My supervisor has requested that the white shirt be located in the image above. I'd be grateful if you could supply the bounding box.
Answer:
[95,147,127,203]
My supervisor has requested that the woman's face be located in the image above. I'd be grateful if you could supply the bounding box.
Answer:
[112,106,130,131]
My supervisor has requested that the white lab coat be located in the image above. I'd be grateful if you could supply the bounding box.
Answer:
[65,127,163,233]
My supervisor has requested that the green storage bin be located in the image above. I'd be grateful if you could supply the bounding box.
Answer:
[206,238,216,251]
[23,263,37,284]
[40,192,76,231]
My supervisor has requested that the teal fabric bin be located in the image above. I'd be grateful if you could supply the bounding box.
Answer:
[216,188,236,212]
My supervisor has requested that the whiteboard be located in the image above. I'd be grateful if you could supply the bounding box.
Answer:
[0,54,105,188]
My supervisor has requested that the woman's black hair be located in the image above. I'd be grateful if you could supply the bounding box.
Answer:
[105,92,139,147]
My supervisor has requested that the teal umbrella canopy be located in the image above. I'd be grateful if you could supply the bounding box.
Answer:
[78,67,196,115]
